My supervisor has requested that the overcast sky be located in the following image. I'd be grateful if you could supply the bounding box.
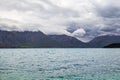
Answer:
[0,0,120,42]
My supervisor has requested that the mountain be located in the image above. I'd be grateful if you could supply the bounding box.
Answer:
[49,35,85,48]
[0,30,84,48]
[0,30,120,48]
[87,35,120,48]
[0,30,60,48]
[104,43,120,48]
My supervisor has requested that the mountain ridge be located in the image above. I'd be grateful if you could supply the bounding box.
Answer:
[0,30,119,48]
[87,35,120,48]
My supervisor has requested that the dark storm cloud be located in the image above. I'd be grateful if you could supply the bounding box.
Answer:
[96,6,120,18]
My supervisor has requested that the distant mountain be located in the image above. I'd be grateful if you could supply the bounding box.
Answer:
[0,30,84,48]
[0,30,120,48]
[87,35,120,48]
[0,30,60,48]
[49,35,85,48]
[104,43,120,48]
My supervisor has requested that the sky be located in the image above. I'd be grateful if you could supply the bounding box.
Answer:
[0,0,120,42]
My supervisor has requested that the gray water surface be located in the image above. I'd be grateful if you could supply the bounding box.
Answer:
[0,49,120,80]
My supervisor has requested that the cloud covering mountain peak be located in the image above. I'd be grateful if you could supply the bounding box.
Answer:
[0,0,120,42]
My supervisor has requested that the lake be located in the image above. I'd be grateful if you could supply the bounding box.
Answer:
[0,49,120,80]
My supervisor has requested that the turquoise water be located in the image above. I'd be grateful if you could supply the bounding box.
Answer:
[0,49,120,80]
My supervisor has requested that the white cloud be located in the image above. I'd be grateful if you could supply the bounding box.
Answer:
[72,28,86,37]
[0,0,120,41]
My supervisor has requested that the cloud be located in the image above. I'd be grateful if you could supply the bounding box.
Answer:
[71,28,87,42]
[0,0,120,41]
[72,28,86,37]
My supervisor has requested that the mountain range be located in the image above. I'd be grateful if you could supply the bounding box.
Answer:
[0,30,120,48]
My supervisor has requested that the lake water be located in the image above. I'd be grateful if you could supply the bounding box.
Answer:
[0,49,120,80]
